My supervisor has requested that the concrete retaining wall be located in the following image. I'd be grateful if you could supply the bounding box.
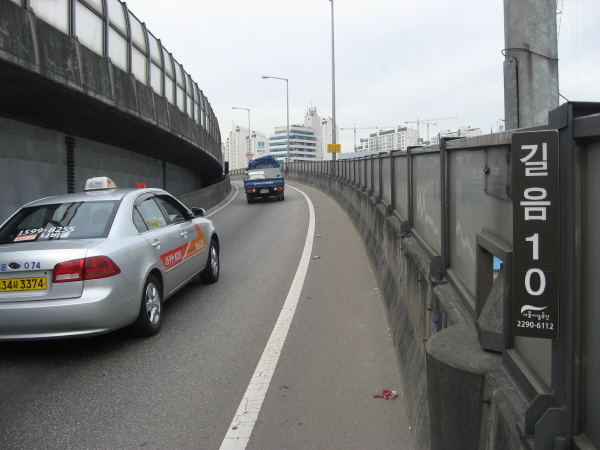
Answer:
[178,177,232,212]
[286,171,528,450]
[0,116,229,223]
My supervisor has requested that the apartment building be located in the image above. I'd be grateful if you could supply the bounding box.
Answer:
[356,126,419,152]
[223,124,268,170]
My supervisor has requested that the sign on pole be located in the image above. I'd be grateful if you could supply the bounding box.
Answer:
[328,143,341,153]
[511,130,560,339]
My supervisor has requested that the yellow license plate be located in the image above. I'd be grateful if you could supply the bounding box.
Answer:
[0,277,47,292]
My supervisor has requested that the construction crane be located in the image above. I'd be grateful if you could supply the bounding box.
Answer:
[405,116,458,142]
[340,124,396,152]
[556,0,564,40]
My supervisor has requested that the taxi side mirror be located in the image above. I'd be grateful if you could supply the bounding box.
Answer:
[192,207,205,217]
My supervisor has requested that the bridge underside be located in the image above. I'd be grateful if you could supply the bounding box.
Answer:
[0,59,222,185]
[0,1,222,186]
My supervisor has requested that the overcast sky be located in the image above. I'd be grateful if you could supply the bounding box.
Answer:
[123,0,599,153]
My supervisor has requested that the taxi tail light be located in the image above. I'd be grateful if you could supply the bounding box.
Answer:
[53,259,84,282]
[53,257,121,283]
[84,256,122,280]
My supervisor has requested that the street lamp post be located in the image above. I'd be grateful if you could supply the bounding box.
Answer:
[262,75,290,168]
[232,106,251,161]
[328,0,337,162]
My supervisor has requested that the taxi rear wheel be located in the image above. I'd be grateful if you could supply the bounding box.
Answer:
[131,274,163,336]
[200,239,219,284]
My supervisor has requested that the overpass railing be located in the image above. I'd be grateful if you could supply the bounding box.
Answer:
[289,138,512,320]
[284,102,600,449]
[10,0,221,160]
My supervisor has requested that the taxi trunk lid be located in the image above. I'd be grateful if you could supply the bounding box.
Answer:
[0,240,98,303]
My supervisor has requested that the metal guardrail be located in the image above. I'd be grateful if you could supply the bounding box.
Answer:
[288,137,513,320]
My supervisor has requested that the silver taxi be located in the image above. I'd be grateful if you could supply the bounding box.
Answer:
[0,177,219,340]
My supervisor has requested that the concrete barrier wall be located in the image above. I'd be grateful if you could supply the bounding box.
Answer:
[283,170,527,450]
[0,116,225,223]
[177,177,232,212]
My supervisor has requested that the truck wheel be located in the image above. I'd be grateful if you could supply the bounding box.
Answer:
[246,194,254,204]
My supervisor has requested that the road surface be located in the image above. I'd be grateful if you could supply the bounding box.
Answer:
[0,181,414,449]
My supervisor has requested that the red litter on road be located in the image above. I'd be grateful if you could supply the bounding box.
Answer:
[373,389,397,399]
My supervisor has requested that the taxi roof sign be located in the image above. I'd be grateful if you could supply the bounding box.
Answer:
[85,176,117,191]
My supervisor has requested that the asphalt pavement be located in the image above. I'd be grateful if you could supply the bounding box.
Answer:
[227,181,415,450]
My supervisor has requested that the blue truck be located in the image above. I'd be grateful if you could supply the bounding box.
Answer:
[244,156,285,203]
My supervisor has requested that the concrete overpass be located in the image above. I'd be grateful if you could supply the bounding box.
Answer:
[0,0,224,220]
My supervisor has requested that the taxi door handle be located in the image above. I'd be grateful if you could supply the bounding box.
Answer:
[152,240,161,248]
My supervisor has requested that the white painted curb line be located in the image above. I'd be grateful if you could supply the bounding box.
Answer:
[219,185,315,450]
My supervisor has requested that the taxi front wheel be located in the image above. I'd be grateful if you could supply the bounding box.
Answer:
[131,274,163,336]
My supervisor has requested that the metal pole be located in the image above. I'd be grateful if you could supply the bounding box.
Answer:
[330,0,337,161]
[286,78,290,167]
[503,0,559,129]
[262,76,290,167]
[248,110,251,157]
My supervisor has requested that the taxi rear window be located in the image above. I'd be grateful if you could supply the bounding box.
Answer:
[0,201,119,244]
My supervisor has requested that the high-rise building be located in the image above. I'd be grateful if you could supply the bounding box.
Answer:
[304,106,335,161]
[268,106,336,162]
[223,124,268,170]
[269,125,317,162]
[319,116,335,161]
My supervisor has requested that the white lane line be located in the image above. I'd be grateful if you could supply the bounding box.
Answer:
[219,185,315,450]
[205,184,239,218]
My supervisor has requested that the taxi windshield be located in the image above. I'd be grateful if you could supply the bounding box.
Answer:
[0,201,119,245]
